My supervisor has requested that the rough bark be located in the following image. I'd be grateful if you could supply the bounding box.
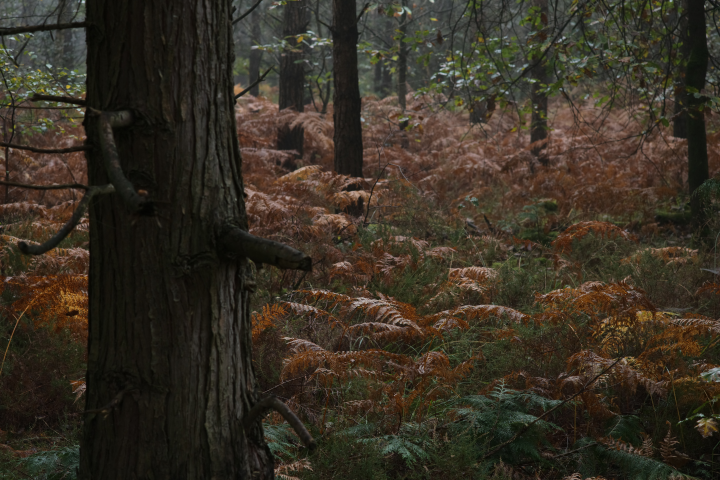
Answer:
[685,0,709,221]
[278,0,308,159]
[332,0,364,177]
[249,8,263,97]
[80,0,273,478]
[530,0,549,163]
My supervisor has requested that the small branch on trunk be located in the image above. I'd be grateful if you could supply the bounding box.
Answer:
[234,66,274,100]
[0,180,89,191]
[232,0,264,24]
[18,184,114,255]
[83,387,137,417]
[243,396,316,451]
[356,3,371,23]
[30,93,86,106]
[91,109,152,214]
[217,224,312,271]
[0,21,87,36]
[0,141,89,154]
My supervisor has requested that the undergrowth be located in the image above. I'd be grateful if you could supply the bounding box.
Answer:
[2,94,720,479]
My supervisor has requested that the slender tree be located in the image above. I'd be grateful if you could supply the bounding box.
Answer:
[685,0,709,220]
[278,0,308,158]
[530,0,549,163]
[672,0,689,139]
[55,0,76,70]
[397,0,409,146]
[249,7,263,97]
[331,0,363,177]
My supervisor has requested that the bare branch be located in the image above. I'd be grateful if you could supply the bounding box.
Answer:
[0,141,89,154]
[92,110,152,214]
[234,67,274,100]
[30,93,86,106]
[243,396,316,450]
[356,3,371,23]
[18,184,114,255]
[0,21,87,36]
[217,224,312,271]
[232,0,264,25]
[0,180,89,191]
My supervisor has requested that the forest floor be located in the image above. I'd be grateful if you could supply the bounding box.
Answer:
[2,92,720,479]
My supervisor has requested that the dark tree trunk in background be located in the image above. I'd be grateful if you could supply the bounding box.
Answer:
[397,0,409,146]
[530,0,549,164]
[249,8,263,97]
[278,0,308,159]
[332,0,363,177]
[56,0,75,70]
[672,0,689,139]
[373,62,382,96]
[685,0,709,220]
[80,0,273,477]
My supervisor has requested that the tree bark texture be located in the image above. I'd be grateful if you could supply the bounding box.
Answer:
[80,1,273,478]
[249,8,263,97]
[278,0,308,157]
[685,0,708,220]
[332,0,364,178]
[530,0,549,163]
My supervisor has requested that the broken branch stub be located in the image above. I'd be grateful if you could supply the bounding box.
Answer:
[96,110,152,214]
[19,184,115,255]
[217,225,312,271]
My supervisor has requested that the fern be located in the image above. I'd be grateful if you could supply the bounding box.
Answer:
[453,383,562,464]
[577,439,690,480]
[357,422,431,466]
[17,445,80,480]
[264,423,300,460]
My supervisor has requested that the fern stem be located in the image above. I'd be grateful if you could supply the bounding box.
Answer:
[0,305,32,377]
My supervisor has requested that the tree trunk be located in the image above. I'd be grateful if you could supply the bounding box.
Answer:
[397,0,409,146]
[332,0,364,177]
[56,0,75,70]
[373,62,382,97]
[381,64,392,98]
[530,0,549,164]
[249,8,263,97]
[685,0,709,220]
[80,0,274,477]
[672,0,689,139]
[278,0,308,159]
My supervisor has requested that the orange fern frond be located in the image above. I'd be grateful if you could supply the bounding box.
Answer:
[621,246,698,265]
[552,221,636,254]
[251,303,288,341]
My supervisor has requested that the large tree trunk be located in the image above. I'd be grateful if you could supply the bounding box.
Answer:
[249,8,263,97]
[332,0,363,177]
[685,0,708,221]
[530,0,549,164]
[80,0,274,477]
[278,0,308,159]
